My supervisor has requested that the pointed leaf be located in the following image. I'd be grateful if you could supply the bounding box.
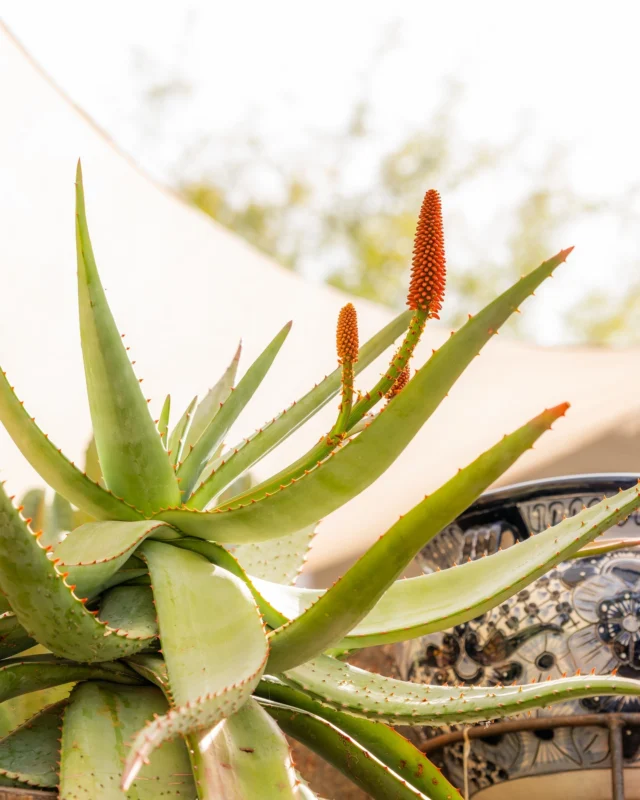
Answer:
[0,482,154,662]
[122,542,268,789]
[262,700,431,800]
[0,615,35,660]
[0,655,141,706]
[157,395,171,448]
[84,436,103,485]
[60,682,196,799]
[99,586,159,641]
[56,520,179,600]
[75,162,180,514]
[0,371,143,520]
[41,492,73,548]
[188,310,412,509]
[0,700,66,789]
[256,680,462,800]
[189,698,298,800]
[266,405,569,671]
[283,654,640,726]
[178,322,292,499]
[19,489,46,534]
[184,342,242,454]
[168,395,198,468]
[232,522,319,585]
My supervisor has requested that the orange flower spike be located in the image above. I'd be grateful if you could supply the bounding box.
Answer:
[336,303,359,364]
[386,364,410,400]
[407,189,446,318]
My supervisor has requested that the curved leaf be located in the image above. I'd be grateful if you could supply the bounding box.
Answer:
[184,341,241,454]
[187,310,413,509]
[266,405,569,671]
[56,520,179,599]
[0,700,66,789]
[283,654,640,726]
[262,700,430,800]
[99,586,159,641]
[75,162,180,514]
[166,250,571,542]
[232,522,319,585]
[256,680,462,800]
[0,483,154,662]
[122,542,268,789]
[0,614,35,660]
[0,370,143,521]
[168,395,198,468]
[189,698,298,800]
[60,682,196,799]
[157,394,171,448]
[0,655,140,706]
[178,321,292,499]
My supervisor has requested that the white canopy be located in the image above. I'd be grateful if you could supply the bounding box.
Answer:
[2,24,640,586]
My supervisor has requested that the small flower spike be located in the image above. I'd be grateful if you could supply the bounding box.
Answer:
[336,303,359,364]
[407,189,446,318]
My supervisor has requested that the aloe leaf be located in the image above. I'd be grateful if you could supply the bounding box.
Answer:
[262,700,431,800]
[19,489,46,534]
[37,492,74,550]
[177,321,292,500]
[232,521,319,585]
[0,700,66,789]
[83,436,103,485]
[60,682,196,800]
[0,655,140,706]
[168,395,198,468]
[265,404,568,671]
[184,341,242,455]
[172,538,288,629]
[283,653,640,726]
[187,310,413,509]
[122,542,268,789]
[168,250,571,543]
[189,698,298,800]
[99,585,159,641]
[569,536,640,558]
[56,520,179,600]
[0,482,154,662]
[0,615,35,660]
[157,395,171,448]
[256,680,462,800]
[0,371,143,521]
[75,162,181,514]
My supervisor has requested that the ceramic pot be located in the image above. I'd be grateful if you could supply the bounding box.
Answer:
[396,474,640,799]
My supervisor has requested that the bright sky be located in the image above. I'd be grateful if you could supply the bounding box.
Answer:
[3,1,640,344]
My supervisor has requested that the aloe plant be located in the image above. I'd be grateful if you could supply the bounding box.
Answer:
[0,170,636,800]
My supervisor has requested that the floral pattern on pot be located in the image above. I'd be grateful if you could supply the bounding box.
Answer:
[396,476,640,797]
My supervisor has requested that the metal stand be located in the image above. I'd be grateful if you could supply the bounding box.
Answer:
[421,712,640,800]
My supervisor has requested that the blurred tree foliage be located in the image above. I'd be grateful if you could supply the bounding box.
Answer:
[133,30,640,343]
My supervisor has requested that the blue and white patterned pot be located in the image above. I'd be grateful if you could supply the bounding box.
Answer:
[396,475,640,799]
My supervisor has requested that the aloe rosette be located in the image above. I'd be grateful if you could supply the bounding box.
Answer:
[0,168,635,799]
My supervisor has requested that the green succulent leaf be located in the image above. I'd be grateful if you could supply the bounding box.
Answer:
[232,521,319,585]
[60,682,196,800]
[283,654,640,726]
[0,482,154,661]
[168,395,198,468]
[75,161,181,514]
[122,542,268,789]
[56,520,179,600]
[0,614,35,660]
[265,404,568,671]
[165,249,571,543]
[177,321,292,499]
[0,700,66,789]
[187,309,413,509]
[188,698,298,800]
[157,395,171,448]
[256,680,462,800]
[19,489,46,534]
[99,585,159,641]
[184,341,242,454]
[0,654,140,706]
[0,370,143,521]
[262,700,431,800]
[43,493,74,547]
